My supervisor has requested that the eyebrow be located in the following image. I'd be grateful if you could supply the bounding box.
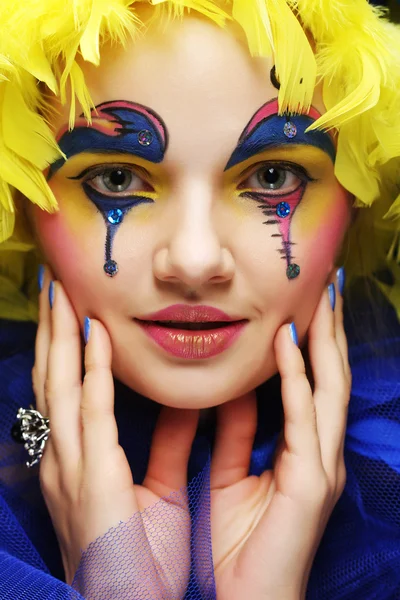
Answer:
[48,101,169,179]
[224,99,336,171]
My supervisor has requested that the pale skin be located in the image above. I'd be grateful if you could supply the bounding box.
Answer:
[30,17,352,600]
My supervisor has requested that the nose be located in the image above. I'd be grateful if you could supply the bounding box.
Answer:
[153,179,234,288]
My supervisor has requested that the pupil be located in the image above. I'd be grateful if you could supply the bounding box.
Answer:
[258,167,285,189]
[264,168,280,184]
[110,170,126,186]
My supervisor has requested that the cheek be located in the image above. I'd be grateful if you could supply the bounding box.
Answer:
[32,201,109,315]
[32,199,154,319]
[297,184,350,276]
[239,184,350,316]
[34,209,82,277]
[35,179,99,276]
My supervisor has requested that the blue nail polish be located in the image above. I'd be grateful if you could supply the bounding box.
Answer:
[289,322,298,346]
[38,265,45,292]
[84,317,91,345]
[48,281,55,309]
[336,267,346,296]
[328,283,336,311]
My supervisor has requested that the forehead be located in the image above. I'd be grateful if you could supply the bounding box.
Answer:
[51,17,326,167]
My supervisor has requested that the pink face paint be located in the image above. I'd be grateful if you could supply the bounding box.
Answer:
[240,182,306,280]
[240,99,328,142]
[225,99,336,171]
[56,101,167,146]
[35,209,82,279]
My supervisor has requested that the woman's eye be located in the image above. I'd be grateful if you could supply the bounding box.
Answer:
[241,165,303,194]
[86,168,153,195]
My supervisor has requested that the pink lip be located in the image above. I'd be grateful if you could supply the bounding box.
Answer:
[135,304,247,359]
[140,304,238,322]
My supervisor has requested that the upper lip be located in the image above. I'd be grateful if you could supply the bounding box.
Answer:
[137,304,243,322]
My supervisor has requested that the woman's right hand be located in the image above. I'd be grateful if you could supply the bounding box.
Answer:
[32,267,199,598]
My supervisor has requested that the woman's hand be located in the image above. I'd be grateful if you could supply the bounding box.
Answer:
[32,268,199,598]
[210,278,351,600]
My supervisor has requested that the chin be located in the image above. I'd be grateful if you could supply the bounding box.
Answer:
[112,356,277,409]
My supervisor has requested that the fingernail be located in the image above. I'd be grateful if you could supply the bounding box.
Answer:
[336,266,346,296]
[328,282,336,311]
[289,322,298,346]
[38,265,45,292]
[84,317,91,344]
[48,281,55,309]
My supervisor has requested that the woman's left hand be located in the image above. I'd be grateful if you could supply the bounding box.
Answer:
[210,280,351,600]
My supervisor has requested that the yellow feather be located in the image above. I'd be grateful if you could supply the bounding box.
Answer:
[308,48,384,131]
[2,82,62,168]
[335,133,380,208]
[0,204,15,245]
[151,0,229,26]
[80,0,140,64]
[384,194,400,221]
[69,62,95,126]
[0,152,58,213]
[268,0,316,113]
[232,0,274,56]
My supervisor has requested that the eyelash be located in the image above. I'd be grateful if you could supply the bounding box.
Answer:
[70,160,314,207]
[239,161,314,196]
[78,164,154,196]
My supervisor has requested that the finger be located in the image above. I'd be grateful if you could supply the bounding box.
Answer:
[45,281,82,470]
[334,268,351,383]
[32,265,53,416]
[275,322,322,463]
[81,319,116,458]
[332,274,351,483]
[143,407,199,495]
[308,286,350,475]
[81,320,139,523]
[210,392,257,489]
[81,320,130,469]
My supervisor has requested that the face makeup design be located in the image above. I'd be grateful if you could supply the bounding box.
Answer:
[49,101,168,276]
[226,99,336,280]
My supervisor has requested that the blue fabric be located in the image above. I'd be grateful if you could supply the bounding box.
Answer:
[0,282,399,598]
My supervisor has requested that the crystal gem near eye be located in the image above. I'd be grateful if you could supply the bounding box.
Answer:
[107,208,124,225]
[283,122,297,139]
[138,130,153,146]
[104,260,119,277]
[276,202,291,218]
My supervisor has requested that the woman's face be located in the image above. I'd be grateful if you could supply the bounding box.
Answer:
[31,18,351,408]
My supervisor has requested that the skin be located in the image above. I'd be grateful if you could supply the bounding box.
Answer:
[30,17,351,409]
[29,16,352,599]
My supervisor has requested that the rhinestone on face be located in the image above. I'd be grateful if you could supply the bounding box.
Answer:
[287,264,301,280]
[138,129,153,146]
[283,122,297,139]
[104,260,119,277]
[276,202,291,218]
[107,208,123,225]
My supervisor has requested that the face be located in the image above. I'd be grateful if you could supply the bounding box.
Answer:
[31,17,351,408]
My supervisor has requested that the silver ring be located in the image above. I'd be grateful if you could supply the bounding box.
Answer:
[11,406,50,468]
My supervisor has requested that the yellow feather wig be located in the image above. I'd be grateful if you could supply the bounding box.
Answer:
[0,0,399,319]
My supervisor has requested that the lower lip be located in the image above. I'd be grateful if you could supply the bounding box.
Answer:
[136,321,247,359]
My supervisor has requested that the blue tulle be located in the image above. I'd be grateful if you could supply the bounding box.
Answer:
[0,283,399,599]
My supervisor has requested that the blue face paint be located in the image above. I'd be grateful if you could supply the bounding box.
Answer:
[224,100,336,281]
[82,181,154,278]
[225,104,336,171]
[50,101,168,278]
[49,101,168,179]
